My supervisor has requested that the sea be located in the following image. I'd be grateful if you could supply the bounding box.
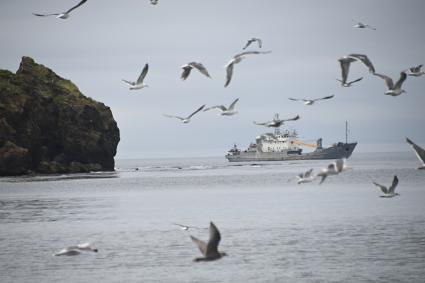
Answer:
[0,152,424,283]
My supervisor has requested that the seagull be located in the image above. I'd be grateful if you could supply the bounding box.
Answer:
[33,0,87,19]
[336,77,363,87]
[406,137,425,169]
[373,71,407,96]
[317,159,346,184]
[338,54,375,86]
[181,62,211,80]
[122,64,149,90]
[373,176,399,198]
[163,104,206,124]
[172,223,204,231]
[54,243,98,256]
[225,50,271,87]
[352,20,376,30]
[190,222,227,262]
[203,98,239,116]
[242,38,262,50]
[296,169,315,184]
[150,0,159,5]
[405,64,425,77]
[288,95,334,105]
[253,114,300,128]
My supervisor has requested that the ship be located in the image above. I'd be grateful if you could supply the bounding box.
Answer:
[225,120,357,162]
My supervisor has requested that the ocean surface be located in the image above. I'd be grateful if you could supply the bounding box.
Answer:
[0,152,424,283]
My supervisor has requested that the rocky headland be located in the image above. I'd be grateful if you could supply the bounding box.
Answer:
[0,57,120,176]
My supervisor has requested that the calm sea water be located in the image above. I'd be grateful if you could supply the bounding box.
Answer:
[0,152,424,283]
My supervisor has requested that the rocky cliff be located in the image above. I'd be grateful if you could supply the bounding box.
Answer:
[0,57,120,176]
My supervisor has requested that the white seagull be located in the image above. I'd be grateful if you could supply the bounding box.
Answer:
[406,137,425,169]
[203,98,239,116]
[181,62,211,80]
[288,95,334,105]
[163,104,206,124]
[352,20,376,30]
[54,242,98,256]
[405,64,425,77]
[225,50,271,87]
[296,169,316,184]
[172,223,205,231]
[373,175,399,198]
[373,71,407,96]
[317,159,346,184]
[33,0,87,19]
[338,54,375,86]
[190,222,227,262]
[242,38,262,50]
[253,114,300,128]
[122,63,149,90]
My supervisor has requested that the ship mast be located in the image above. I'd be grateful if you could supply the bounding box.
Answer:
[274,113,280,135]
[345,121,348,144]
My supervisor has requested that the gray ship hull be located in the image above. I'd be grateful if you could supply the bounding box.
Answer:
[226,142,357,162]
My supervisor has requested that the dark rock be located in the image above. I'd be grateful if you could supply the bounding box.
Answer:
[0,56,120,176]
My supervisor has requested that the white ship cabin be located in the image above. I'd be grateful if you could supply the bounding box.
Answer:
[256,129,300,153]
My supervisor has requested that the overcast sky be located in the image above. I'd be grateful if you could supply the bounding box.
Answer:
[1,0,424,158]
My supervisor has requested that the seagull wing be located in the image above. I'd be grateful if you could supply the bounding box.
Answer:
[253,121,268,126]
[347,77,363,84]
[348,54,375,73]
[235,50,271,58]
[304,168,314,178]
[388,175,399,194]
[282,115,300,122]
[205,222,221,256]
[203,105,227,112]
[187,105,206,119]
[406,137,425,164]
[338,59,352,83]
[257,38,262,48]
[411,64,423,72]
[122,79,136,86]
[288,98,302,101]
[163,114,185,121]
[394,72,407,89]
[225,62,234,87]
[318,172,328,185]
[334,158,345,173]
[314,95,334,102]
[190,236,207,256]
[65,0,88,14]
[181,66,192,80]
[136,64,149,84]
[228,98,239,110]
[242,39,253,50]
[33,13,61,17]
[373,182,388,194]
[374,73,394,89]
[190,62,211,78]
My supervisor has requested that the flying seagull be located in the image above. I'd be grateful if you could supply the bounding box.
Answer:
[242,38,262,50]
[203,98,239,116]
[288,95,334,105]
[253,114,300,128]
[336,77,363,87]
[54,243,98,256]
[296,168,315,184]
[338,54,375,86]
[190,222,227,262]
[373,71,407,96]
[181,62,211,80]
[225,50,271,87]
[352,20,376,30]
[163,104,206,124]
[406,137,425,169]
[373,175,399,198]
[150,0,159,5]
[122,63,149,90]
[405,64,425,77]
[172,223,204,231]
[317,159,346,184]
[33,0,87,19]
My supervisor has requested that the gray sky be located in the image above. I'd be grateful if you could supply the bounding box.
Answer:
[1,0,424,158]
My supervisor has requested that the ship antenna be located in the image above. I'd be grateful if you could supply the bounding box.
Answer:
[345,121,348,144]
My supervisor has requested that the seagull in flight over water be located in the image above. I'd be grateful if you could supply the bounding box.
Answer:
[288,95,334,105]
[181,62,211,80]
[253,114,300,128]
[122,64,149,90]
[406,137,425,169]
[352,20,376,30]
[203,98,239,116]
[54,242,98,256]
[296,169,316,184]
[373,176,399,198]
[373,71,407,96]
[190,222,227,262]
[338,54,375,87]
[172,223,205,231]
[405,64,425,77]
[163,104,206,124]
[317,159,346,184]
[242,38,262,50]
[225,50,271,87]
[33,0,87,19]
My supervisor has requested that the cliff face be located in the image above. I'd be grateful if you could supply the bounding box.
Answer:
[0,57,120,175]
